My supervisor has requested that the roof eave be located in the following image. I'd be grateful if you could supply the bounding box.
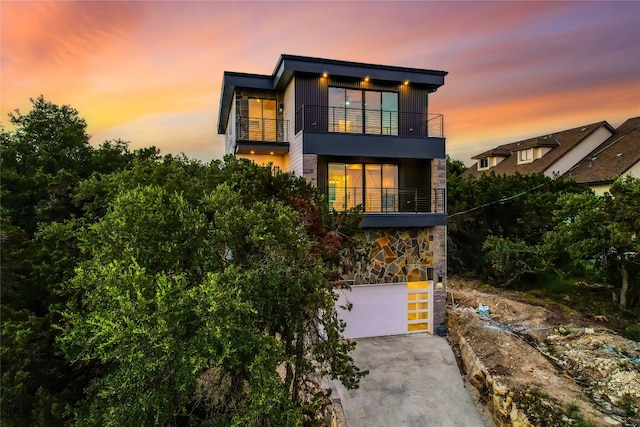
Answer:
[274,54,447,90]
[217,72,274,134]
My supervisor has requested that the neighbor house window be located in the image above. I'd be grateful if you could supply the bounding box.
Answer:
[328,88,398,135]
[328,162,398,212]
[478,158,489,170]
[248,98,277,141]
[517,148,533,164]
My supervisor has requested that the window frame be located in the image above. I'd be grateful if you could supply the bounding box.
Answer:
[328,161,399,212]
[248,97,277,142]
[517,148,533,164]
[328,87,398,136]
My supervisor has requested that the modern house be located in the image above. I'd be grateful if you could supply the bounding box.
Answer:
[218,54,448,338]
[564,116,640,195]
[462,121,616,179]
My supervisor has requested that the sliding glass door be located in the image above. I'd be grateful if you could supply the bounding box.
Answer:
[328,163,363,211]
[248,98,277,141]
[329,162,397,212]
[328,88,398,135]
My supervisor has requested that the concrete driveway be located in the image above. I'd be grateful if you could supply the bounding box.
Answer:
[327,333,486,427]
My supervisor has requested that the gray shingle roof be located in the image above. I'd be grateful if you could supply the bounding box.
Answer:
[462,121,614,178]
[564,117,640,184]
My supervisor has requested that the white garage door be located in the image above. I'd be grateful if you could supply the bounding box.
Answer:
[336,281,433,339]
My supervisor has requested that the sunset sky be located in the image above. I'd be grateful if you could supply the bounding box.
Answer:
[2,1,639,165]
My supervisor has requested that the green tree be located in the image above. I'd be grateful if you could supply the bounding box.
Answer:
[482,236,544,287]
[446,155,467,179]
[446,167,586,276]
[543,176,640,308]
[54,158,365,426]
[1,97,157,426]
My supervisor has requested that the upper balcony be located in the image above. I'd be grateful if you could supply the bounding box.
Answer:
[233,117,290,155]
[296,105,445,159]
[297,105,443,137]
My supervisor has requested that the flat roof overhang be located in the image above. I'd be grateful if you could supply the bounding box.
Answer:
[302,132,446,159]
[272,55,447,92]
[361,213,447,228]
[218,73,273,134]
[218,54,448,134]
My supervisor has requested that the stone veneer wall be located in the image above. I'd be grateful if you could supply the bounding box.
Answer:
[302,154,317,187]
[352,228,434,285]
[349,224,448,329]
[431,158,448,328]
[430,224,447,328]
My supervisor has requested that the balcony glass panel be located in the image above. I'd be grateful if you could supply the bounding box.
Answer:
[365,164,381,212]
[248,98,277,142]
[327,88,398,136]
[365,91,381,134]
[328,163,362,211]
[345,90,362,133]
[382,92,398,135]
[364,164,398,212]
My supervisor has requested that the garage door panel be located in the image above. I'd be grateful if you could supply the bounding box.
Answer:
[337,281,433,339]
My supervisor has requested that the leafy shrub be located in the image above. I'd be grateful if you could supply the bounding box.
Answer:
[625,325,640,342]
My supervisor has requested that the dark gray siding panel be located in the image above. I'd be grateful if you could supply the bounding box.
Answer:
[398,159,431,189]
[303,133,445,159]
[399,86,429,136]
[295,74,328,132]
[361,213,447,228]
[327,77,400,92]
[398,159,431,212]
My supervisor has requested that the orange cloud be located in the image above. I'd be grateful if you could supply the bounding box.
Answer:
[2,1,638,164]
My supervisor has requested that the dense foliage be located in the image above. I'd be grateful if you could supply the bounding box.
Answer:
[1,97,159,426]
[543,176,640,308]
[447,157,640,310]
[446,161,586,275]
[1,97,365,426]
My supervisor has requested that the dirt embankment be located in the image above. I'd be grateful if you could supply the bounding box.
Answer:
[446,279,640,427]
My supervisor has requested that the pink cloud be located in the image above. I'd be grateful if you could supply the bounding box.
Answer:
[2,1,638,164]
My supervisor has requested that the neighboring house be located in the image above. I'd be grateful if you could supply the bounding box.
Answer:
[564,117,640,195]
[218,54,448,338]
[462,121,616,179]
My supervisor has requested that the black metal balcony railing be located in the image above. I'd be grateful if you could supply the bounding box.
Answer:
[236,117,289,143]
[327,187,446,213]
[296,105,443,138]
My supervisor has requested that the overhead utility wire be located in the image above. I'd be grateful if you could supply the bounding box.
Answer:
[447,182,549,218]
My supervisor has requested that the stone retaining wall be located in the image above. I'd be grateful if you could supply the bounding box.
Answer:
[448,310,533,427]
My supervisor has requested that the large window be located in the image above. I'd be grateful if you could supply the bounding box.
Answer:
[248,98,277,141]
[328,162,398,212]
[328,88,398,135]
[328,163,362,211]
[365,164,399,212]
